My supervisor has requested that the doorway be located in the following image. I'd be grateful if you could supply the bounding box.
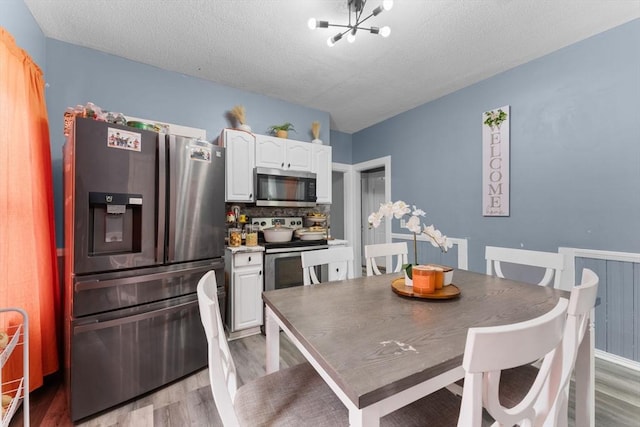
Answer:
[331,156,390,277]
[360,167,386,270]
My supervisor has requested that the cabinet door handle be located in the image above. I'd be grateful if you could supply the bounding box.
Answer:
[248,256,252,263]
[288,163,291,168]
[249,193,253,198]
[281,162,284,167]
[259,271,262,276]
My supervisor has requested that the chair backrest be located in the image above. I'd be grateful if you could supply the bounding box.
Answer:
[457,298,569,427]
[364,242,408,276]
[301,247,355,285]
[197,271,241,426]
[545,268,599,426]
[485,246,565,288]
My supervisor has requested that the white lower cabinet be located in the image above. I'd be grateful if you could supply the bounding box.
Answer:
[225,248,264,339]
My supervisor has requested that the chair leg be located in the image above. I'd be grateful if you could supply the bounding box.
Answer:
[446,383,464,397]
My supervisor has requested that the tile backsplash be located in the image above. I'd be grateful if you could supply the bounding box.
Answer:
[225,203,330,225]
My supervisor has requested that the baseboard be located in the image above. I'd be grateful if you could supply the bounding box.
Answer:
[596,349,640,372]
[226,326,261,341]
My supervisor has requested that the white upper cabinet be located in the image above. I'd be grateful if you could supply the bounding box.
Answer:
[255,135,312,172]
[220,129,255,202]
[255,136,286,169]
[312,144,332,204]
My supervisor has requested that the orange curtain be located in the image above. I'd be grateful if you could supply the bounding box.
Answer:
[0,27,60,391]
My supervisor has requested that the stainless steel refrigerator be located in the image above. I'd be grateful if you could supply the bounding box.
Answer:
[63,117,225,421]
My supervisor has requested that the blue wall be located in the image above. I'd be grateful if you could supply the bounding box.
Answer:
[0,0,46,69]
[330,130,353,164]
[353,19,640,273]
[43,40,331,246]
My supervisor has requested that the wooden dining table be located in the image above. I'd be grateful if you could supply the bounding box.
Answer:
[263,269,595,427]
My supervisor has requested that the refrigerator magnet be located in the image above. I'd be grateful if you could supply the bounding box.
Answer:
[107,128,141,152]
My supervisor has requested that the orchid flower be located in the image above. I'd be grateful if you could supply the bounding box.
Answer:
[367,200,452,268]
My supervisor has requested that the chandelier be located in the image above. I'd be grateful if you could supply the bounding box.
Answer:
[308,0,394,47]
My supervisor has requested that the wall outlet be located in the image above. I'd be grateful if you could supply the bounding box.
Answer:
[400,219,406,228]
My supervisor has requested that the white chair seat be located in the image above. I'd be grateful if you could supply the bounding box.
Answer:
[236,363,466,426]
[234,362,347,426]
[365,242,408,276]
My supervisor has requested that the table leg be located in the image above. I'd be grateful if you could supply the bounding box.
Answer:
[349,407,380,427]
[574,309,595,427]
[265,306,280,374]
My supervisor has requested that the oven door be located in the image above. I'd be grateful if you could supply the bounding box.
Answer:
[264,251,323,291]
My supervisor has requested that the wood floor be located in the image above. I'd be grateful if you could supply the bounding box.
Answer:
[8,333,640,426]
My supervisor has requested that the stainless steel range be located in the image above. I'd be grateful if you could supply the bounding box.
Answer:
[253,217,328,291]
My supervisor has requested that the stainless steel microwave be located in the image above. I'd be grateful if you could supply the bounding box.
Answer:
[254,167,317,207]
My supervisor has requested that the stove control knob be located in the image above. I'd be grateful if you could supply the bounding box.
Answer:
[260,221,266,226]
[296,220,302,225]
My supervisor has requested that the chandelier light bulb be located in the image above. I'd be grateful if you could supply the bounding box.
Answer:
[308,18,317,30]
[347,29,356,43]
[312,1,392,46]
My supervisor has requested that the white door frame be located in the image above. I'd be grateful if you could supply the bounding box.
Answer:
[333,156,391,277]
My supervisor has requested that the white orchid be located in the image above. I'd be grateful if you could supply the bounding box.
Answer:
[368,200,452,261]
[391,201,411,219]
[412,206,426,217]
[423,225,453,250]
[406,215,422,234]
[367,211,384,228]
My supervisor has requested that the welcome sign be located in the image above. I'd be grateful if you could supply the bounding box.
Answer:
[482,105,510,216]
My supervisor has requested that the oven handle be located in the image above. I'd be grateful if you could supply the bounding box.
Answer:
[265,245,329,254]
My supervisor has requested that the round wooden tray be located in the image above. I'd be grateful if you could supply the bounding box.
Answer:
[391,277,461,300]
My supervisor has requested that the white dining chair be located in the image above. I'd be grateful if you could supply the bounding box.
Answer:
[301,246,355,285]
[364,242,408,276]
[497,268,599,426]
[197,270,346,426]
[486,245,565,288]
[457,297,569,426]
[457,268,599,427]
[197,270,464,426]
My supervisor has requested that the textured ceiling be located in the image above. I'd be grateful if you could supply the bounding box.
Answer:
[24,0,640,133]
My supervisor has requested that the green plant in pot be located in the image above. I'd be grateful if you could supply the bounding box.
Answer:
[268,122,296,138]
[368,201,452,285]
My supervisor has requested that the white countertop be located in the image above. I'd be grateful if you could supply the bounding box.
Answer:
[226,245,265,253]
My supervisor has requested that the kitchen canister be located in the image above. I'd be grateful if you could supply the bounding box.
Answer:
[228,228,242,247]
[245,224,258,247]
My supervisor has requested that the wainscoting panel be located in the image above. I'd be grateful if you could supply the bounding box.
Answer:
[560,248,640,364]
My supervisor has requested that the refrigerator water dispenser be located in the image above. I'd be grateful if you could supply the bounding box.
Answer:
[88,192,142,256]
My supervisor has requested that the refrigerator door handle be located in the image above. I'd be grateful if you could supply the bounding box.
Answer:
[167,134,177,263]
[73,299,198,333]
[156,134,167,263]
[74,260,224,292]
